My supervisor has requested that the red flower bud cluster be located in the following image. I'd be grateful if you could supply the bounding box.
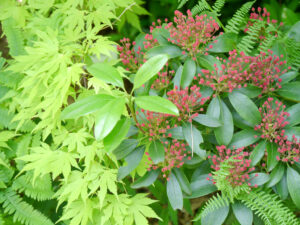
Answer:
[196,50,289,95]
[146,139,191,180]
[244,7,283,41]
[135,109,172,141]
[248,50,288,94]
[277,135,300,163]
[198,50,249,95]
[208,145,257,188]
[117,37,158,72]
[254,98,289,141]
[167,85,210,122]
[151,63,175,90]
[165,10,219,60]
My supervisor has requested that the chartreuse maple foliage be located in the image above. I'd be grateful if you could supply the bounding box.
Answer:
[0,0,300,225]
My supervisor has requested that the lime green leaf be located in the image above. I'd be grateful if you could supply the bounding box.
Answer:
[287,167,300,208]
[229,92,261,126]
[104,118,131,152]
[61,94,115,119]
[232,201,253,225]
[94,97,125,140]
[167,173,183,210]
[131,170,160,189]
[180,58,196,88]
[135,96,179,115]
[86,62,124,88]
[133,54,168,89]
[148,140,165,164]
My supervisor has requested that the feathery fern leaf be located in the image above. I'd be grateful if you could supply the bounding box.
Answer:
[212,0,225,16]
[237,20,264,54]
[225,1,255,34]
[177,0,189,9]
[191,0,210,16]
[239,189,300,225]
[1,18,25,57]
[285,38,300,71]
[12,173,54,201]
[0,189,54,225]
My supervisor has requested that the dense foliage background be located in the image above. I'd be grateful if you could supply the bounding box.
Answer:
[0,0,300,225]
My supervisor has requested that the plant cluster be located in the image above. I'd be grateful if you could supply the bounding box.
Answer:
[0,0,300,225]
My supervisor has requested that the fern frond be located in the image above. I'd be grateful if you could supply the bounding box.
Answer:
[212,0,225,16]
[194,193,229,221]
[285,38,300,71]
[177,0,189,9]
[12,173,54,201]
[0,189,54,225]
[225,1,255,34]
[191,0,210,16]
[237,20,264,54]
[1,18,25,57]
[239,189,300,225]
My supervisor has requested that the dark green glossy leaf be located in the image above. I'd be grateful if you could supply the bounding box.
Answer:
[180,58,196,88]
[266,163,285,187]
[167,126,184,140]
[104,118,131,152]
[146,45,182,59]
[117,146,145,180]
[208,33,237,53]
[276,173,289,200]
[277,82,300,101]
[229,91,261,126]
[232,111,253,129]
[287,21,300,41]
[235,84,261,98]
[266,142,279,171]
[174,168,192,195]
[167,173,183,210]
[287,167,300,208]
[149,140,165,164]
[201,202,229,225]
[61,94,115,119]
[113,139,139,160]
[286,103,300,126]
[193,114,222,127]
[280,71,298,84]
[284,126,300,140]
[135,96,179,116]
[214,100,234,146]
[198,55,222,71]
[173,65,183,88]
[250,141,266,166]
[249,173,270,186]
[86,62,123,88]
[207,97,221,119]
[133,54,168,89]
[131,170,160,189]
[232,201,253,225]
[182,123,205,158]
[188,174,217,198]
[94,97,125,140]
[229,129,260,148]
